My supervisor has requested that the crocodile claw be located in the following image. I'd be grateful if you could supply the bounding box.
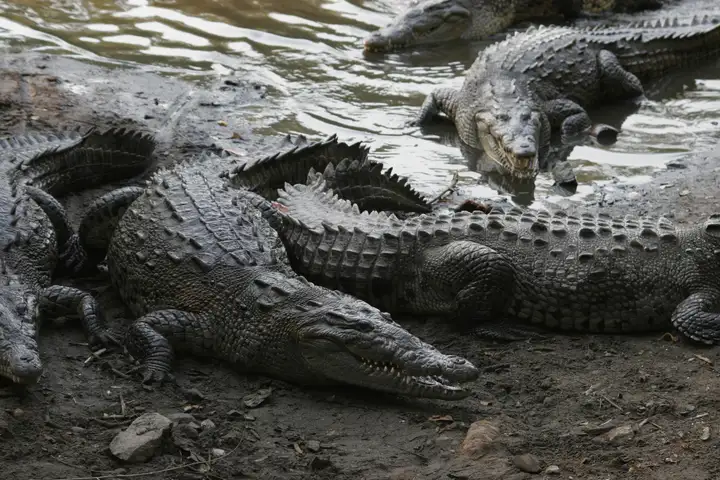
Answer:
[58,234,89,275]
[140,367,175,386]
[89,329,122,349]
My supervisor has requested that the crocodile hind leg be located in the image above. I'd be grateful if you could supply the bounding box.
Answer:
[597,49,646,101]
[78,187,145,267]
[24,186,87,275]
[421,240,517,325]
[126,310,214,384]
[409,88,461,126]
[671,291,720,345]
[38,285,117,347]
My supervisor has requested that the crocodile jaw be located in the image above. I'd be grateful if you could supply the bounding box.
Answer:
[475,110,542,178]
[297,296,479,400]
[363,0,473,52]
[0,303,42,385]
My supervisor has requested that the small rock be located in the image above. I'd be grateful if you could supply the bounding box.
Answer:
[243,388,272,408]
[172,423,199,452]
[512,453,542,474]
[182,388,205,401]
[70,426,86,434]
[306,440,321,452]
[166,413,197,425]
[595,425,634,445]
[461,420,504,459]
[211,448,225,457]
[309,456,333,471]
[679,189,690,197]
[110,413,172,463]
[200,419,216,431]
[666,159,687,169]
[545,465,561,475]
[12,408,24,418]
[701,426,711,441]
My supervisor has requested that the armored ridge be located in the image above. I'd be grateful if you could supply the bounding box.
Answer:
[66,154,479,400]
[244,175,720,345]
[0,128,156,385]
[363,0,666,52]
[412,17,720,178]
[223,135,434,214]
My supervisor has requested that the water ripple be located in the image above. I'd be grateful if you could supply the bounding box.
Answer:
[1,0,719,204]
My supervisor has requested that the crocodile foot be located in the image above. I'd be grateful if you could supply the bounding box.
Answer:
[39,285,115,349]
[58,233,90,275]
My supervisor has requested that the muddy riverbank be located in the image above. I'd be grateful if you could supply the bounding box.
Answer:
[1,53,719,480]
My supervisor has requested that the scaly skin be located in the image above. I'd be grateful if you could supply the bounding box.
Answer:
[412,17,720,177]
[0,128,156,384]
[67,155,479,400]
[246,176,720,344]
[223,135,434,214]
[364,0,665,52]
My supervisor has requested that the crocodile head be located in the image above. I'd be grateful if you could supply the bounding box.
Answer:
[364,0,508,52]
[0,293,42,385]
[470,78,545,177]
[287,289,479,399]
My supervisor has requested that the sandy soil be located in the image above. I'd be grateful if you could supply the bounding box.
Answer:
[0,52,719,480]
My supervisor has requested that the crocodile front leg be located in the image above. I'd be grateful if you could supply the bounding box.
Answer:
[671,291,720,345]
[543,98,593,144]
[597,49,645,100]
[126,310,214,384]
[38,285,116,347]
[409,88,461,126]
[420,240,517,324]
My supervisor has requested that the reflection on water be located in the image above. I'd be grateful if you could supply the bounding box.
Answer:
[1,0,719,206]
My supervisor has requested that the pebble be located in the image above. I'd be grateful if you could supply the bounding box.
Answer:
[211,448,226,457]
[594,424,634,445]
[200,419,216,431]
[679,189,690,197]
[545,465,561,475]
[109,413,172,463]
[512,453,542,474]
[306,440,321,452]
[460,420,503,459]
[166,413,197,425]
[70,426,86,434]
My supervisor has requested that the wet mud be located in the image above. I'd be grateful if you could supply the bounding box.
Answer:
[0,53,719,480]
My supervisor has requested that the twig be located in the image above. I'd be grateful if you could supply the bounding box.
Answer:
[600,394,623,411]
[84,348,107,364]
[119,393,126,417]
[52,442,242,480]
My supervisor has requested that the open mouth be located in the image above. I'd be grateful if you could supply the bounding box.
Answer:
[484,137,538,178]
[353,353,473,399]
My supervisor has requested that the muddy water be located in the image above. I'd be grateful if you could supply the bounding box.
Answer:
[1,0,719,206]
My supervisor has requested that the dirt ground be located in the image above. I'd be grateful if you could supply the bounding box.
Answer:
[1,52,719,480]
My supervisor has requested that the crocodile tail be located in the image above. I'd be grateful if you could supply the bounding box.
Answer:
[77,187,147,268]
[0,127,92,161]
[10,128,156,197]
[330,158,432,214]
[222,134,370,200]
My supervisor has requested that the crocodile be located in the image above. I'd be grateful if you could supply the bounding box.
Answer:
[56,153,479,400]
[0,127,156,385]
[246,174,720,344]
[411,17,720,177]
[364,0,667,52]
